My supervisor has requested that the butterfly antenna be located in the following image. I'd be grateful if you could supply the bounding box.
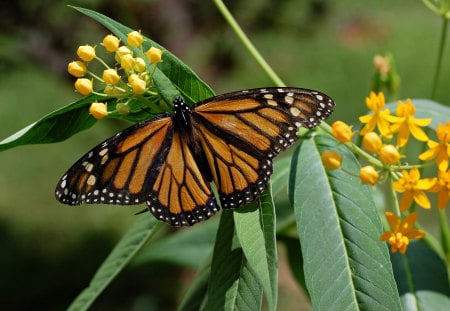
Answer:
[135,208,148,215]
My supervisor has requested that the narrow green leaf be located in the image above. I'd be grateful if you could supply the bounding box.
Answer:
[67,215,161,311]
[0,94,105,152]
[278,235,307,298]
[234,189,278,311]
[390,240,450,310]
[272,156,291,197]
[133,219,218,268]
[289,134,403,311]
[178,261,211,311]
[205,211,263,311]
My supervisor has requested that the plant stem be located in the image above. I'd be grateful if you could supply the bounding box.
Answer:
[438,209,450,265]
[431,10,449,99]
[212,0,285,87]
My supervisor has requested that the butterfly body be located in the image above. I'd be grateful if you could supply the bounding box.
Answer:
[56,87,335,226]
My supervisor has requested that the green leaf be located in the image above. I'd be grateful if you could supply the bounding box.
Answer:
[0,94,105,152]
[67,215,161,311]
[278,235,307,298]
[205,211,263,311]
[234,189,278,311]
[390,240,450,310]
[289,134,403,311]
[133,219,218,268]
[178,261,211,311]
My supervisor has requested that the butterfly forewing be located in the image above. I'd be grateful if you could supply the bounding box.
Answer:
[55,116,173,206]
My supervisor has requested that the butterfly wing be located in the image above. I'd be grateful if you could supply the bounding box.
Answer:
[55,116,174,206]
[55,114,219,226]
[147,131,219,226]
[192,87,335,208]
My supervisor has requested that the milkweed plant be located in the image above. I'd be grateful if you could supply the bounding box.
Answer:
[1,1,450,310]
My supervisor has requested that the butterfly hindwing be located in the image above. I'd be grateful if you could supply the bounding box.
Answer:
[147,132,219,226]
[192,87,334,208]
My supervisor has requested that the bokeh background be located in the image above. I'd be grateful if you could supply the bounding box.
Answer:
[1,0,448,310]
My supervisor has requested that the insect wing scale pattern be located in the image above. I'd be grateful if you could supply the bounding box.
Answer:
[56,87,335,226]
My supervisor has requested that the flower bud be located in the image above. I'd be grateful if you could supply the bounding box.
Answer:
[116,102,131,115]
[115,46,132,63]
[332,121,353,143]
[359,166,379,185]
[77,45,96,62]
[89,102,108,119]
[321,151,342,170]
[67,61,87,77]
[379,144,400,164]
[74,78,93,95]
[128,74,146,94]
[362,132,382,153]
[102,68,121,85]
[104,85,122,95]
[133,57,146,72]
[127,30,144,47]
[102,34,120,52]
[146,46,163,64]
[120,54,135,71]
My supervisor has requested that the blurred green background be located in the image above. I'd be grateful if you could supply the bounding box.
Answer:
[1,0,448,310]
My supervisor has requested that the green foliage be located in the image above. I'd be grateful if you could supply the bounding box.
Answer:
[290,135,402,310]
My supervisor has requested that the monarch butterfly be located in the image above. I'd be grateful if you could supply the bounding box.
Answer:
[55,87,335,226]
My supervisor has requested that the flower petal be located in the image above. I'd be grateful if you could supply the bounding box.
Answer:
[413,190,431,209]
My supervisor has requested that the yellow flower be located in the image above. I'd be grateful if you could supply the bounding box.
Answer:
[419,122,450,171]
[429,170,450,209]
[359,92,399,138]
[115,46,132,63]
[321,151,342,170]
[102,68,121,85]
[127,30,144,47]
[133,57,146,72]
[77,45,96,62]
[146,46,163,64]
[359,166,379,185]
[379,144,400,164]
[389,99,431,147]
[67,61,87,78]
[128,74,146,94]
[74,78,93,95]
[362,132,382,153]
[102,34,120,52]
[332,121,353,143]
[89,102,108,119]
[120,54,135,71]
[392,168,435,211]
[380,212,425,254]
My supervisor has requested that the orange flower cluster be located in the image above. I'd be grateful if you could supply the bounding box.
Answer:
[322,91,450,254]
[67,31,164,119]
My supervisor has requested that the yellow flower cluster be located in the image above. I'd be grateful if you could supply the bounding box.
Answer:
[67,31,164,119]
[321,91,450,254]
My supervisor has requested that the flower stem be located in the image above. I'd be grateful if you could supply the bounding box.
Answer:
[212,0,285,87]
[430,8,449,99]
[438,209,450,265]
